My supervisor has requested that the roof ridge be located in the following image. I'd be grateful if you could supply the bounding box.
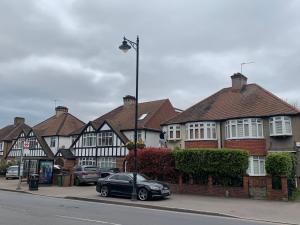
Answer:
[56,113,68,135]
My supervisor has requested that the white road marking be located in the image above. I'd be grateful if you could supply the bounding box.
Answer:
[56,215,122,225]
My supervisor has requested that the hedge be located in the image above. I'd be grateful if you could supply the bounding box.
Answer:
[173,148,249,177]
[125,147,176,181]
[265,152,294,177]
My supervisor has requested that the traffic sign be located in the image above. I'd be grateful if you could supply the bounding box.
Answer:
[23,141,30,149]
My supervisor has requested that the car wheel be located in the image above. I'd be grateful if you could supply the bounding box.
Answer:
[100,186,109,197]
[5,177,8,180]
[138,188,148,201]
[74,177,81,186]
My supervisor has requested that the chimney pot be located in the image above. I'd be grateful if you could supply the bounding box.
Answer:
[231,73,248,90]
[14,117,25,125]
[123,95,136,106]
[55,106,68,117]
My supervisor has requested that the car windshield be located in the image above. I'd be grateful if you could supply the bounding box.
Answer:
[8,167,18,172]
[84,167,97,172]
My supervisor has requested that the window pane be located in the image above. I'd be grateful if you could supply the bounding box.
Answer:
[275,121,283,134]
[189,129,194,139]
[285,121,291,134]
[207,128,211,139]
[232,125,236,137]
[253,160,259,174]
[200,128,204,139]
[259,160,265,175]
[176,130,180,139]
[195,129,199,139]
[212,128,216,139]
[244,124,249,136]
[258,124,263,137]
[237,123,243,137]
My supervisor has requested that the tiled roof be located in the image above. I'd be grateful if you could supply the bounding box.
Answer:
[164,83,300,125]
[91,99,178,142]
[0,123,31,141]
[33,113,85,137]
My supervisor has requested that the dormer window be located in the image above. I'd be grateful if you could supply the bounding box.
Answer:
[269,116,292,136]
[168,125,181,140]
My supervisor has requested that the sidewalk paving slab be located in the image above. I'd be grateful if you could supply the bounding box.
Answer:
[0,177,299,225]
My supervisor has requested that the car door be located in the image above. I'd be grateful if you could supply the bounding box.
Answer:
[108,174,132,196]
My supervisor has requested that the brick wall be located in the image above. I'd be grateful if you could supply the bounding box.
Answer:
[266,176,288,201]
[170,175,249,198]
[185,140,218,149]
[224,139,267,155]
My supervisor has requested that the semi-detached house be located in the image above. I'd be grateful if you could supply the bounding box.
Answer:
[70,95,178,170]
[162,73,300,179]
[5,106,84,181]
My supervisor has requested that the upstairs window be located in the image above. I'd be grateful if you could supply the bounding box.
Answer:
[83,133,96,147]
[187,122,216,140]
[168,125,181,140]
[98,132,113,146]
[225,118,263,139]
[269,116,292,136]
[50,137,56,147]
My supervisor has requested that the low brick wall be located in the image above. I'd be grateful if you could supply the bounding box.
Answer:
[266,176,288,201]
[169,175,288,200]
[170,175,249,198]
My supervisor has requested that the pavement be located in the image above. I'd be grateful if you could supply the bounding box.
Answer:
[0,177,299,225]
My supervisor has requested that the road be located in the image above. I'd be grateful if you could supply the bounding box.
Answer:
[0,191,277,225]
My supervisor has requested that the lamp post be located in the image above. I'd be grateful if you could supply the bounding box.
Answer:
[119,36,139,201]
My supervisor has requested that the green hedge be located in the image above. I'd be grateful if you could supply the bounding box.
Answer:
[265,152,294,177]
[173,148,249,177]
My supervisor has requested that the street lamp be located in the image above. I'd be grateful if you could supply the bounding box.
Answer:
[119,36,139,201]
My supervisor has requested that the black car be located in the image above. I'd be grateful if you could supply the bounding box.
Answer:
[96,172,171,201]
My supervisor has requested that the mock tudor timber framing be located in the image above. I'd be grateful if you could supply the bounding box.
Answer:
[70,121,128,165]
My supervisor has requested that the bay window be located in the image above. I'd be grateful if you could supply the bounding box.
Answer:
[225,118,263,139]
[247,156,266,176]
[83,133,96,147]
[269,116,292,136]
[168,125,181,140]
[187,122,216,140]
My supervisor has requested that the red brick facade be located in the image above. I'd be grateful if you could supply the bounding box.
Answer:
[185,140,218,149]
[116,157,126,171]
[224,139,267,155]
[266,176,288,201]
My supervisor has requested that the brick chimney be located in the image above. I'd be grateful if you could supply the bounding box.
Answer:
[231,73,248,90]
[14,117,25,125]
[123,95,136,106]
[55,106,68,117]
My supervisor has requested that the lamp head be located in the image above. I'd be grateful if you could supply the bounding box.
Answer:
[119,40,131,53]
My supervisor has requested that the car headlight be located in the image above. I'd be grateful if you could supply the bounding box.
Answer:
[149,185,161,190]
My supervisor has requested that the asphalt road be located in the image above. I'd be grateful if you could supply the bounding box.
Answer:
[0,191,276,225]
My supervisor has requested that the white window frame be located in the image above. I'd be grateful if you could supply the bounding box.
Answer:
[225,118,264,139]
[187,122,217,140]
[98,132,113,146]
[168,125,181,140]
[79,157,96,166]
[0,142,3,156]
[247,156,266,176]
[137,130,143,141]
[97,157,117,168]
[83,133,96,147]
[269,116,292,136]
[50,137,56,148]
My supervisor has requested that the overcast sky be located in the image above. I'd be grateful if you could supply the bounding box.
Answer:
[0,0,300,127]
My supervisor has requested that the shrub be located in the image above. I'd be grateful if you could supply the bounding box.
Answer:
[125,147,177,182]
[265,152,294,177]
[173,148,249,178]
